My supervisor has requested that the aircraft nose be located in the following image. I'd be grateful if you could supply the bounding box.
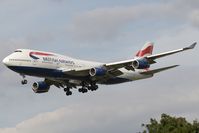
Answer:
[2,57,9,66]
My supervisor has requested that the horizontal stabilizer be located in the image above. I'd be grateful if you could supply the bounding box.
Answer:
[140,65,179,75]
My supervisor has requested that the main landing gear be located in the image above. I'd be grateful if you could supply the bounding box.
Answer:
[78,82,98,94]
[88,83,98,91]
[64,87,72,96]
[78,81,88,93]
[78,87,88,93]
[63,82,99,96]
[21,75,28,85]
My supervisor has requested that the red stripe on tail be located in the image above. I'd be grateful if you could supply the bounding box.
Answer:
[135,42,154,57]
[136,45,153,57]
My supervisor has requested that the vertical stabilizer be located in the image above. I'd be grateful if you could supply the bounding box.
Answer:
[136,42,154,57]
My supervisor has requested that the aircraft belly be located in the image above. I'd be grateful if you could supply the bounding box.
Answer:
[7,66,88,80]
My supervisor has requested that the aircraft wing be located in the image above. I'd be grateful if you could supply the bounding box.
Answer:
[45,78,80,88]
[61,42,196,77]
[106,42,196,69]
[105,59,135,71]
[60,67,91,76]
[146,42,197,63]
[61,66,124,77]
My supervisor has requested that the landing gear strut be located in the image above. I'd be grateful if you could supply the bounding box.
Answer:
[21,75,27,85]
[78,81,98,93]
[88,82,98,91]
[62,81,99,96]
[78,81,88,93]
[64,87,72,96]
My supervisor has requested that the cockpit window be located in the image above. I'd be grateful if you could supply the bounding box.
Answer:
[14,50,22,52]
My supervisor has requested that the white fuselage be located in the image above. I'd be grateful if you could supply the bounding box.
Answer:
[3,49,152,85]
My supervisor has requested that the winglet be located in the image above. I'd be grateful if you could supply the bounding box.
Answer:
[183,42,197,50]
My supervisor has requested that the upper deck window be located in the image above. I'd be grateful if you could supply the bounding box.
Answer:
[14,50,22,53]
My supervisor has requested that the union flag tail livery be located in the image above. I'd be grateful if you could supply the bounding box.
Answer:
[136,42,154,57]
[2,42,196,96]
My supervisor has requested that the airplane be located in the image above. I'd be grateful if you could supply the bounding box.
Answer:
[2,42,197,96]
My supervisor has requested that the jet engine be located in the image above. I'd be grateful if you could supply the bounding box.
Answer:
[132,58,150,69]
[32,81,50,93]
[89,67,107,76]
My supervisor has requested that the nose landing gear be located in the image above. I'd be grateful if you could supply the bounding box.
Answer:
[20,74,28,85]
[21,79,28,85]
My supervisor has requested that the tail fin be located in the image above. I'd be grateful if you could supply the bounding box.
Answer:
[135,42,154,57]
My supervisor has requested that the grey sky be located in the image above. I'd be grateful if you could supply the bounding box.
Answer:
[0,0,198,133]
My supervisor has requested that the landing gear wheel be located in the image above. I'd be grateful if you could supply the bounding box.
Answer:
[87,86,91,90]
[94,85,98,90]
[78,88,82,93]
[20,74,27,85]
[66,91,72,96]
[78,88,88,93]
[91,85,98,91]
[64,87,69,92]
[21,79,27,85]
[82,88,88,93]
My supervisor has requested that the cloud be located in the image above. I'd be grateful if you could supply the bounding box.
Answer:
[50,0,64,3]
[0,1,199,132]
[26,32,56,46]
[0,104,141,133]
[190,10,199,28]
[0,38,28,58]
[67,0,199,43]
[174,0,199,9]
[1,66,199,133]
[0,38,28,76]
[1,65,199,133]
[67,4,170,43]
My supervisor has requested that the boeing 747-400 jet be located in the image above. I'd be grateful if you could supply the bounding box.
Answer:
[2,42,196,96]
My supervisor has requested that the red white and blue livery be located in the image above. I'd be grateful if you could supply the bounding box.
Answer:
[2,42,197,96]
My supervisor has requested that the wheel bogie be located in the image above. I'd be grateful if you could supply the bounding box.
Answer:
[83,88,88,93]
[66,91,72,96]
[78,87,88,93]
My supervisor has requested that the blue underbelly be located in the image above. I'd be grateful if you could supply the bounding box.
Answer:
[7,66,87,80]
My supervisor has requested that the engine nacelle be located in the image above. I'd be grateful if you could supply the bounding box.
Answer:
[89,67,107,76]
[32,81,50,93]
[132,58,150,69]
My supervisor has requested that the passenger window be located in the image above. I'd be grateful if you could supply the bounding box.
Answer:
[14,50,22,52]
